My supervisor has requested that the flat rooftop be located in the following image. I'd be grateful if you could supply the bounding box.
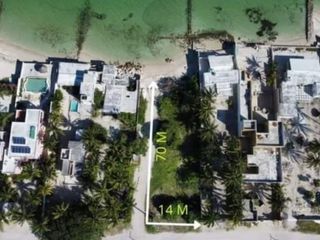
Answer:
[245,148,280,182]
[279,57,320,118]
[256,121,283,146]
[57,62,91,86]
[7,109,44,159]
[200,54,240,97]
[103,78,138,114]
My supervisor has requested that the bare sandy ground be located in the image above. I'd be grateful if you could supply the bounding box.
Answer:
[0,38,48,79]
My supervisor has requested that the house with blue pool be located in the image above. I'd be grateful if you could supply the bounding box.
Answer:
[15,62,52,109]
[2,109,45,174]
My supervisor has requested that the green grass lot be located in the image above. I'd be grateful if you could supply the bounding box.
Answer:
[0,0,306,61]
[150,149,198,196]
[295,220,320,234]
[192,0,305,41]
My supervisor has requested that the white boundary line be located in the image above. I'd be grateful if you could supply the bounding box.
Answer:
[145,82,201,230]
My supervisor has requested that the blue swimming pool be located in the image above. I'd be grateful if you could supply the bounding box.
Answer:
[70,100,79,112]
[25,77,47,93]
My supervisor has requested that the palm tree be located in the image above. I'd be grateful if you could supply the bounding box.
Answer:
[21,163,41,180]
[0,112,13,130]
[9,206,34,225]
[52,202,69,220]
[306,139,320,154]
[198,99,214,123]
[199,122,217,142]
[0,186,17,202]
[38,183,53,218]
[32,217,50,235]
[245,183,268,201]
[202,88,216,105]
[283,141,304,163]
[0,210,9,226]
[305,153,320,173]
[268,184,289,220]
[25,190,42,207]
[287,114,311,138]
[202,206,220,227]
[0,83,16,99]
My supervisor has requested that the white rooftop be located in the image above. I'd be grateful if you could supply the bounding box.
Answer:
[20,62,52,78]
[208,55,234,71]
[289,58,320,72]
[7,109,44,159]
[279,58,320,118]
[245,148,279,181]
[202,55,240,97]
[57,62,91,86]
[80,71,96,104]
[103,78,138,114]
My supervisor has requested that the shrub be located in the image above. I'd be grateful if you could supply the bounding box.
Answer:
[93,89,104,110]
[304,190,315,200]
[137,95,147,124]
[119,113,136,130]
[314,179,320,187]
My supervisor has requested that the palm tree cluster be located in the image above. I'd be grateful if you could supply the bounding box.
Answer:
[267,183,288,220]
[75,125,135,236]
[0,91,65,236]
[44,89,64,153]
[306,138,320,173]
[221,136,245,225]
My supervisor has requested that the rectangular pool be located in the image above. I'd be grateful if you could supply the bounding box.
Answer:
[70,100,79,112]
[25,77,47,93]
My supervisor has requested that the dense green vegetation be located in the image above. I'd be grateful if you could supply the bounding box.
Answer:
[45,89,64,154]
[0,84,148,239]
[268,184,288,220]
[0,112,13,130]
[221,137,245,225]
[266,62,277,87]
[151,75,245,226]
[118,113,137,131]
[0,81,16,98]
[150,75,201,224]
[306,138,320,173]
[137,95,147,124]
[92,88,104,117]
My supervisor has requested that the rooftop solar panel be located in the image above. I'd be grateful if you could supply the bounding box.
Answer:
[11,146,31,154]
[12,137,26,144]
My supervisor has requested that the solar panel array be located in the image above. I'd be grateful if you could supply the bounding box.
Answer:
[11,146,31,154]
[12,137,26,144]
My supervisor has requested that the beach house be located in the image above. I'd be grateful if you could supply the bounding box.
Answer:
[2,109,45,174]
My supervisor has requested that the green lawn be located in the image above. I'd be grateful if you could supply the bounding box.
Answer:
[151,149,181,195]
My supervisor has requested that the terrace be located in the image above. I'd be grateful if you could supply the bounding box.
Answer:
[244,148,281,182]
[102,77,138,115]
[16,62,52,108]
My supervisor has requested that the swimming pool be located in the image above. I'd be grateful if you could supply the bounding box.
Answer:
[25,77,47,93]
[70,100,79,112]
